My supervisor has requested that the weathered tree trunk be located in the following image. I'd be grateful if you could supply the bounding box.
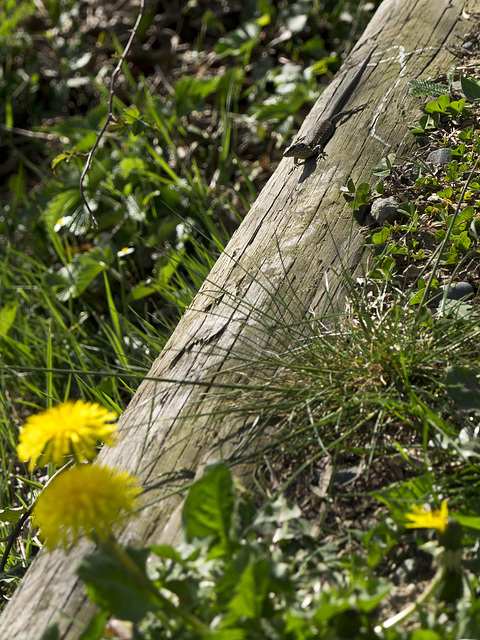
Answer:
[2,0,477,637]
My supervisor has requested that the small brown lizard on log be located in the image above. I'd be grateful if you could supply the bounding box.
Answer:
[283,50,374,163]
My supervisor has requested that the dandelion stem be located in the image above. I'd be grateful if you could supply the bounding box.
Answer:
[376,566,444,631]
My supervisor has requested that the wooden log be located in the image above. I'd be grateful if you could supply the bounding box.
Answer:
[1,0,476,637]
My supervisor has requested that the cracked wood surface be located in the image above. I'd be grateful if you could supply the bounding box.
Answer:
[2,0,478,637]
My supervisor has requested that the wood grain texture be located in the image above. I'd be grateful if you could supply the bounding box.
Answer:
[2,1,477,637]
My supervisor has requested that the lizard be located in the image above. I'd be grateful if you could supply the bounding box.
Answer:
[283,50,374,163]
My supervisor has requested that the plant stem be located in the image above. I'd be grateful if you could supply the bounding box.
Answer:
[376,566,444,631]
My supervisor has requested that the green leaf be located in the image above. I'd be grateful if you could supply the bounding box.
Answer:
[150,544,185,563]
[78,610,110,640]
[123,106,140,124]
[410,630,442,640]
[461,75,480,101]
[453,230,470,251]
[312,595,351,624]
[182,464,234,556]
[372,154,395,177]
[303,37,326,59]
[173,75,220,115]
[0,302,17,338]
[126,282,160,303]
[454,514,480,532]
[254,494,301,526]
[426,98,446,114]
[446,365,480,411]
[119,157,146,177]
[124,194,145,222]
[437,94,451,111]
[374,476,433,524]
[50,249,110,301]
[371,228,391,244]
[0,505,26,524]
[208,629,246,640]
[448,98,467,114]
[224,558,270,624]
[285,611,310,635]
[37,623,60,640]
[78,546,160,623]
[215,21,260,58]
[44,188,82,229]
[255,86,311,124]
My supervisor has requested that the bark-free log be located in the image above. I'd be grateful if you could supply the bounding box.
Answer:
[2,0,477,637]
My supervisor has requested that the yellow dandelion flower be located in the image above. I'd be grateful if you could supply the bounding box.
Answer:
[33,464,141,549]
[17,400,118,471]
[405,500,449,535]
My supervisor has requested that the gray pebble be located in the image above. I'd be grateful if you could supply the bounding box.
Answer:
[371,197,401,225]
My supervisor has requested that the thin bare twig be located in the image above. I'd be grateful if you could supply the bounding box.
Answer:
[79,0,146,227]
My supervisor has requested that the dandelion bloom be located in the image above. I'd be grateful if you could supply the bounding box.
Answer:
[33,464,141,549]
[405,500,449,534]
[17,400,118,471]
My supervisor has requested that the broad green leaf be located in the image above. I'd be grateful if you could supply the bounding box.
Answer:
[254,494,301,526]
[123,106,140,124]
[303,38,327,60]
[126,282,159,302]
[51,249,110,301]
[425,99,444,113]
[215,21,260,58]
[182,464,234,556]
[448,98,466,113]
[312,595,351,624]
[454,514,480,531]
[410,630,442,640]
[150,544,184,563]
[78,610,110,640]
[0,302,17,338]
[285,611,311,635]
[356,579,391,613]
[437,94,451,110]
[224,558,270,623]
[461,75,480,101]
[44,189,82,229]
[208,629,246,640]
[446,365,480,411]
[37,622,60,640]
[119,158,146,178]
[78,546,159,623]
[124,194,145,221]
[371,228,391,244]
[0,505,26,524]
[372,153,395,177]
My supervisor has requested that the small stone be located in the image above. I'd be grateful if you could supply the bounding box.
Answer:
[332,466,361,486]
[370,196,401,225]
[426,148,452,164]
[430,282,474,306]
[445,282,474,301]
